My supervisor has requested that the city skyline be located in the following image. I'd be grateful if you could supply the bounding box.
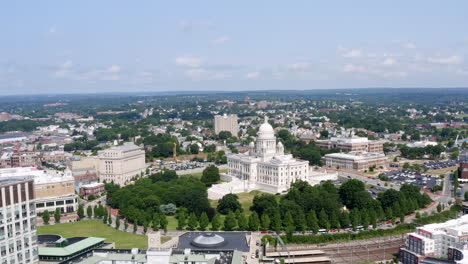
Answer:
[1,1,468,94]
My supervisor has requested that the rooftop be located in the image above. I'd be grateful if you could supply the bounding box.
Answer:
[39,237,106,257]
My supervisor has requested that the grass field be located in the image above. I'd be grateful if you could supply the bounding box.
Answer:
[38,220,170,248]
[427,165,459,175]
[210,190,268,214]
[179,169,227,179]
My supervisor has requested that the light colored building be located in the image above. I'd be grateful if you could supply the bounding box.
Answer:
[406,141,438,148]
[226,117,310,193]
[0,152,41,169]
[315,136,385,153]
[97,142,146,186]
[214,114,239,136]
[400,214,468,264]
[323,151,387,171]
[0,167,78,214]
[0,176,39,264]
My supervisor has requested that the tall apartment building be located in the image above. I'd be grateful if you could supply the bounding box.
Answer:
[97,142,146,186]
[0,177,39,264]
[400,214,468,264]
[323,151,387,171]
[214,114,239,136]
[315,137,384,153]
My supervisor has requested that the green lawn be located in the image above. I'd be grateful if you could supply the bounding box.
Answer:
[38,220,169,249]
[179,169,227,179]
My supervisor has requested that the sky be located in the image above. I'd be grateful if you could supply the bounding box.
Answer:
[1,1,468,94]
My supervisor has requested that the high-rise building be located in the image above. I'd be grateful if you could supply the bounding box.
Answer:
[97,142,146,186]
[0,176,39,264]
[214,114,238,136]
[400,214,468,264]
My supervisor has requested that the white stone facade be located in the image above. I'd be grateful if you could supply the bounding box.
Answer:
[214,114,238,136]
[226,117,309,194]
[97,142,146,186]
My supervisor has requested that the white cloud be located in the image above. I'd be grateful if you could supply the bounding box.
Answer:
[184,68,230,80]
[456,69,468,76]
[175,56,204,67]
[244,72,260,79]
[382,58,397,66]
[287,62,310,70]
[341,49,363,58]
[48,27,57,34]
[54,61,123,81]
[343,64,407,78]
[214,36,230,44]
[403,42,416,49]
[427,56,462,65]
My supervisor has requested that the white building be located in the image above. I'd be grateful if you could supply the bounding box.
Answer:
[406,141,438,148]
[400,214,468,264]
[226,117,310,194]
[97,142,146,186]
[323,151,387,171]
[214,114,239,136]
[0,167,78,214]
[0,176,39,264]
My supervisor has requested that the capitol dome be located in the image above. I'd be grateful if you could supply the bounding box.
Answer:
[191,233,227,248]
[258,117,275,139]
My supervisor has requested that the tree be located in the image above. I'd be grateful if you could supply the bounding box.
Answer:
[116,218,121,229]
[133,222,138,233]
[261,213,271,231]
[42,210,50,224]
[237,212,249,231]
[369,209,378,229]
[54,208,61,223]
[217,194,242,215]
[124,219,128,230]
[143,223,148,234]
[465,191,468,202]
[177,209,188,230]
[224,211,237,231]
[77,204,85,219]
[339,179,371,209]
[108,214,112,226]
[189,144,200,154]
[93,205,98,217]
[160,214,168,232]
[201,165,220,186]
[271,211,282,233]
[188,213,198,231]
[87,206,93,218]
[437,203,442,213]
[399,212,405,224]
[160,203,177,215]
[199,212,209,231]
[152,214,160,230]
[283,211,295,239]
[329,211,340,229]
[307,210,319,233]
[350,208,360,231]
[218,131,232,140]
[250,194,278,216]
[103,210,108,224]
[248,212,260,231]
[318,209,330,230]
[339,211,350,228]
[211,214,221,231]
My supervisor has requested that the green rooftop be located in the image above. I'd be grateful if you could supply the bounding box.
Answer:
[39,237,106,260]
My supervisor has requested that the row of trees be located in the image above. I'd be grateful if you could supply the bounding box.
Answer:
[399,144,446,159]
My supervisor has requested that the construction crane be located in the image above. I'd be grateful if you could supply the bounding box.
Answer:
[173,142,178,162]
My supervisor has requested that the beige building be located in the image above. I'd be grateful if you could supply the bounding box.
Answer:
[315,136,384,153]
[323,151,387,171]
[97,142,146,186]
[0,167,78,214]
[214,114,239,136]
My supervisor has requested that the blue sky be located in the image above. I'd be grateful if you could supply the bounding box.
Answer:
[1,1,468,94]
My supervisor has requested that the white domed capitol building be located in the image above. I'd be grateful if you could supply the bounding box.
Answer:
[225,117,311,194]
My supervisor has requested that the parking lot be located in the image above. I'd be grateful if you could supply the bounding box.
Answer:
[381,169,442,191]
[422,160,458,170]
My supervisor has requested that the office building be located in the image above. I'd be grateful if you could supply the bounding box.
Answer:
[97,142,146,186]
[323,151,387,171]
[315,136,385,153]
[0,152,41,169]
[0,167,78,214]
[0,176,39,264]
[400,214,468,264]
[214,114,239,136]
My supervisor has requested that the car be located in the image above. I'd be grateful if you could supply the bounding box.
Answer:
[251,254,256,259]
